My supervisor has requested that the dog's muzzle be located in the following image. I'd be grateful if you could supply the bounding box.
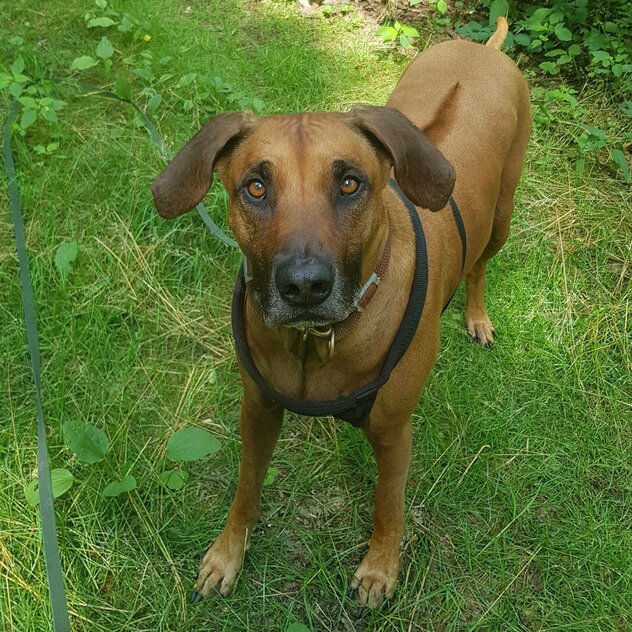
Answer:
[273,253,334,308]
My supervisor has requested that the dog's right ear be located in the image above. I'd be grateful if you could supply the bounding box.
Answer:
[151,111,256,219]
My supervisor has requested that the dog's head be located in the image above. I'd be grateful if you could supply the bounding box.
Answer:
[151,107,454,328]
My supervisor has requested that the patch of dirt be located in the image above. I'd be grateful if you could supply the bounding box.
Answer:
[298,0,464,26]
[355,0,436,23]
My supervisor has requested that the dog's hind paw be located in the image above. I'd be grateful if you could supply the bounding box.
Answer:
[465,312,496,348]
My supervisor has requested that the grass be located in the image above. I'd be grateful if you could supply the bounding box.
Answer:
[1,1,630,630]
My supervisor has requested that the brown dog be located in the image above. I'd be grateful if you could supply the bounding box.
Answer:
[151,18,530,610]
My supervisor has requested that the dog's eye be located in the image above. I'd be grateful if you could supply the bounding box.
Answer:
[340,176,360,196]
[246,179,266,200]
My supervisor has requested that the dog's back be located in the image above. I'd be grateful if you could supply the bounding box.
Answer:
[387,20,531,273]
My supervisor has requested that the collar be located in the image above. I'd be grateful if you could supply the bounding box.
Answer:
[231,179,434,426]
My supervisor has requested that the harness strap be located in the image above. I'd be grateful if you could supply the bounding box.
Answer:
[442,195,467,313]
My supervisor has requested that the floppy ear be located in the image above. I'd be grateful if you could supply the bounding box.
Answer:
[349,106,455,211]
[151,111,256,219]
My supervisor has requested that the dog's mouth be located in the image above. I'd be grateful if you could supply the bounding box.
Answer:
[262,303,354,330]
[282,313,347,331]
[250,278,358,330]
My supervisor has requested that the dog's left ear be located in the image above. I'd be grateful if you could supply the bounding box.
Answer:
[349,106,455,211]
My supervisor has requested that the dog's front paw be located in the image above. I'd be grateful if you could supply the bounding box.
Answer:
[349,545,400,611]
[465,310,496,348]
[193,528,248,600]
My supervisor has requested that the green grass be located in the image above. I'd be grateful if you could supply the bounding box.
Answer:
[1,1,630,630]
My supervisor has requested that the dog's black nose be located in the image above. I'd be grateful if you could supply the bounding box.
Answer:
[275,255,334,307]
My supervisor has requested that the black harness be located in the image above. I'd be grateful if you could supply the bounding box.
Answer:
[231,179,466,427]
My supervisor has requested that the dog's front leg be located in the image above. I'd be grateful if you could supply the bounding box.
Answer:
[350,419,412,610]
[195,384,283,598]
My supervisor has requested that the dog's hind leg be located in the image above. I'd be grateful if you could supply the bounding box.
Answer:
[465,113,529,347]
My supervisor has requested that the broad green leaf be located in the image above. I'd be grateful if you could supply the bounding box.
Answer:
[399,34,411,49]
[539,61,560,75]
[489,0,508,25]
[400,25,419,38]
[620,101,632,117]
[40,108,58,124]
[287,624,311,632]
[25,468,74,507]
[0,72,12,89]
[577,123,606,140]
[436,0,447,14]
[514,33,530,47]
[87,16,116,28]
[147,93,161,113]
[114,76,132,100]
[133,67,152,82]
[166,427,221,462]
[64,421,109,463]
[554,26,573,42]
[610,148,630,182]
[178,72,197,86]
[20,108,37,130]
[158,469,189,490]
[8,82,23,98]
[576,124,607,152]
[567,43,582,56]
[103,475,137,497]
[96,36,114,60]
[10,56,25,76]
[95,0,107,8]
[71,55,99,71]
[263,467,278,487]
[118,15,134,32]
[544,49,566,58]
[456,22,493,42]
[251,98,265,114]
[54,241,78,282]
[376,25,398,42]
[591,50,610,63]
[18,96,37,109]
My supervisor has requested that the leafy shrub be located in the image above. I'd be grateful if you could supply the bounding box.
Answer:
[456,0,632,82]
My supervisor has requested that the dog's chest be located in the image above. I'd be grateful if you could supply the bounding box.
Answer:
[249,336,377,401]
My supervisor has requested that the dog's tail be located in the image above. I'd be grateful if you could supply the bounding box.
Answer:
[486,16,509,50]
